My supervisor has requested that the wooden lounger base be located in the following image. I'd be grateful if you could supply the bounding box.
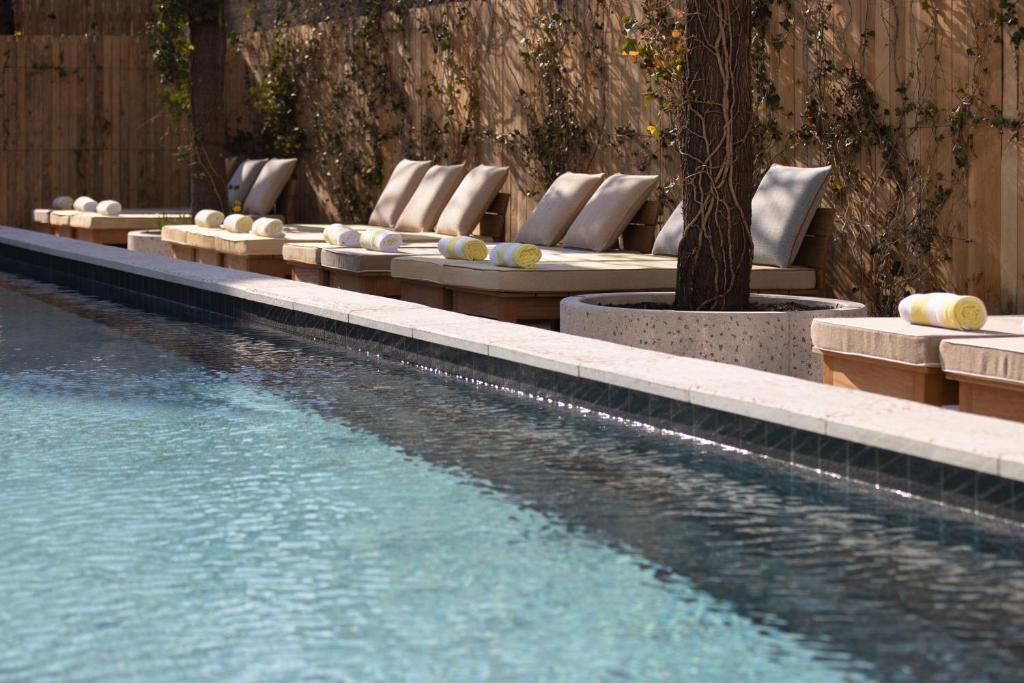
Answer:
[170,243,197,261]
[69,228,129,247]
[194,248,224,268]
[30,222,55,235]
[948,374,1024,422]
[818,349,957,406]
[290,264,327,286]
[327,271,400,297]
[223,253,289,278]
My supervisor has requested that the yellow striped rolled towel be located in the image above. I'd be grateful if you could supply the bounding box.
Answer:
[97,200,121,216]
[438,236,488,261]
[323,223,361,247]
[359,228,402,252]
[222,214,253,233]
[52,196,73,210]
[73,196,97,212]
[897,292,988,331]
[489,242,542,268]
[194,209,225,228]
[252,217,284,238]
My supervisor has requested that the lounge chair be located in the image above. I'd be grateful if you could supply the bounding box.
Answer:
[811,316,1024,404]
[391,165,835,324]
[940,337,1024,421]
[274,163,509,284]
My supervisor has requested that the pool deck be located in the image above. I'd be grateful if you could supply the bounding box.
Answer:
[2,226,1023,498]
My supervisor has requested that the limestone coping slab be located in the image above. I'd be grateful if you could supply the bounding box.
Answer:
[1,226,1023,481]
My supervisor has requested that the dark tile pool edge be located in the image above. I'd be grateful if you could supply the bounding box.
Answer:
[3,243,1024,525]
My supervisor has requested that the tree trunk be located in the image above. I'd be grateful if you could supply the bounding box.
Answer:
[0,0,15,35]
[188,9,226,213]
[674,0,754,311]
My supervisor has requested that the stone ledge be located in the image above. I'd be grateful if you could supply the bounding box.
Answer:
[2,226,1022,481]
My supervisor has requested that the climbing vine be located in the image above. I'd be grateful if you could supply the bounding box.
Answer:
[623,0,1022,313]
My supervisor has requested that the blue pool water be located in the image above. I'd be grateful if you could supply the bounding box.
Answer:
[2,273,1024,682]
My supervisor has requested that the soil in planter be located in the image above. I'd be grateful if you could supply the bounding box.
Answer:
[604,300,838,312]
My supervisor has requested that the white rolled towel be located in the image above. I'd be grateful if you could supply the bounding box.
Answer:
[97,200,121,216]
[438,235,488,261]
[194,209,225,228]
[252,217,285,238]
[222,214,253,233]
[52,196,73,210]
[359,228,402,253]
[73,196,97,212]
[323,223,361,247]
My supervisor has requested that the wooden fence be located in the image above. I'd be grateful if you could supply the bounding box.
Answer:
[0,34,189,229]
[223,0,1024,313]
[12,0,153,36]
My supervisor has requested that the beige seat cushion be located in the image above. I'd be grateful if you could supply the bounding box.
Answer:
[367,159,434,228]
[811,316,1024,366]
[227,158,267,208]
[752,164,831,267]
[243,158,297,215]
[48,210,77,226]
[32,209,50,223]
[395,164,467,232]
[560,173,660,251]
[185,226,229,250]
[281,242,327,266]
[391,251,815,293]
[516,172,605,246]
[941,337,1024,386]
[160,225,192,245]
[214,225,325,256]
[434,165,509,236]
[320,243,440,274]
[69,211,191,230]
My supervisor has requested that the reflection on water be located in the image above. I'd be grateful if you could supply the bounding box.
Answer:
[2,272,1024,682]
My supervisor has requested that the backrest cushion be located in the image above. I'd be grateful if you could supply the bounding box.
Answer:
[751,164,831,267]
[516,172,604,246]
[367,159,433,228]
[227,158,267,209]
[243,158,298,215]
[394,163,467,233]
[434,165,510,236]
[651,200,685,256]
[560,173,660,251]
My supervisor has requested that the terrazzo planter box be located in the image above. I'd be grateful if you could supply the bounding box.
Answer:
[561,292,866,381]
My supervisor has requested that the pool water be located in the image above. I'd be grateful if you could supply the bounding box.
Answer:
[2,273,1024,682]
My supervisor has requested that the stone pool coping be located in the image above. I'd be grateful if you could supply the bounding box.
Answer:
[2,226,1023,486]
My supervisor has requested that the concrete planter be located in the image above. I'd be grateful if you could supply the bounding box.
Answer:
[560,292,866,381]
[127,229,173,258]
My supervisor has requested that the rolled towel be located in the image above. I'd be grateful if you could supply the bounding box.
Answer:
[898,292,988,331]
[323,223,361,247]
[52,196,73,210]
[489,242,542,268]
[359,228,403,253]
[438,236,488,261]
[222,214,253,233]
[194,209,225,228]
[73,196,97,212]
[97,200,121,216]
[252,217,285,238]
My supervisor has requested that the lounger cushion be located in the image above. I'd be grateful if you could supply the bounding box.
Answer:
[48,210,76,226]
[811,316,1024,366]
[560,173,660,251]
[367,159,433,228]
[225,155,241,179]
[395,164,467,233]
[281,242,325,266]
[651,200,685,256]
[320,244,440,273]
[435,165,510,236]
[752,164,831,267]
[32,209,50,224]
[391,251,816,293]
[214,226,325,256]
[227,158,268,209]
[516,172,605,246]
[941,337,1024,386]
[243,158,297,215]
[69,211,190,230]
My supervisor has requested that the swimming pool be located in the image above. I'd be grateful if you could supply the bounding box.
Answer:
[2,271,1024,682]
